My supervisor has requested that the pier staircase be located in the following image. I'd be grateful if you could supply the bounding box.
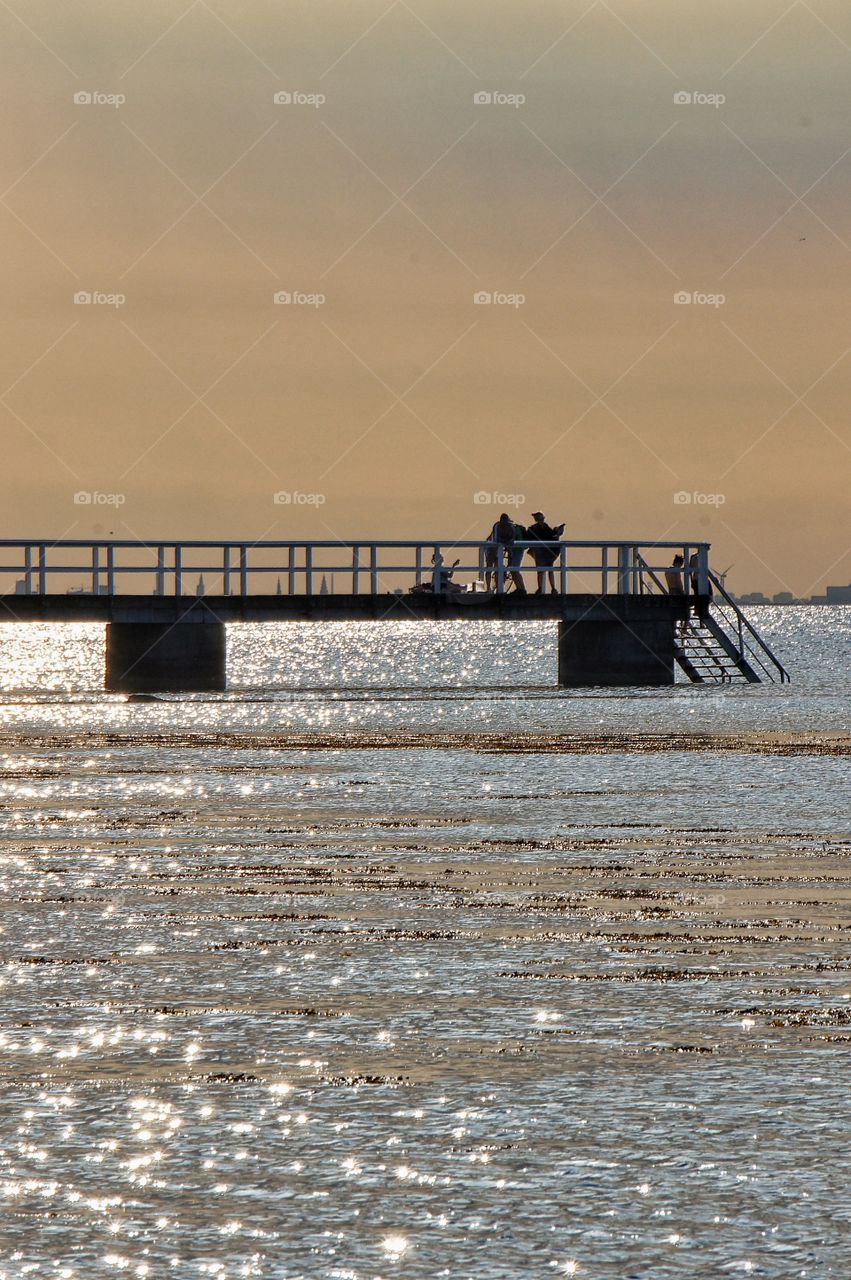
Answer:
[637,562,790,685]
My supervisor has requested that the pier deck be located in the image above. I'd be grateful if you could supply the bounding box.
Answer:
[0,538,787,689]
[0,590,688,625]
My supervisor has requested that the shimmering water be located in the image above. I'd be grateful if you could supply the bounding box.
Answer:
[0,608,848,1278]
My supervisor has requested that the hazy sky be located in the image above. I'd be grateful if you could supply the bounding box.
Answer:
[2,0,851,595]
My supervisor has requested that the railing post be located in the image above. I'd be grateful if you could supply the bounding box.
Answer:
[559,543,567,595]
[239,545,248,597]
[602,545,608,594]
[223,545,231,596]
[415,545,423,587]
[174,545,182,597]
[156,546,165,597]
[24,545,33,595]
[496,542,505,594]
[288,545,296,596]
[91,545,100,595]
[305,544,313,595]
[617,545,629,594]
[107,544,115,596]
[369,544,378,595]
[352,545,360,594]
[431,546,443,593]
[38,544,46,595]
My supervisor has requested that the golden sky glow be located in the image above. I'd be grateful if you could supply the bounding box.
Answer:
[2,1,850,596]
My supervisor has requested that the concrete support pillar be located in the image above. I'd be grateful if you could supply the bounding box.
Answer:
[558,617,676,687]
[105,622,226,693]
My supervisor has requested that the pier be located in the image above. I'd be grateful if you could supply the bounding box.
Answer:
[0,539,788,691]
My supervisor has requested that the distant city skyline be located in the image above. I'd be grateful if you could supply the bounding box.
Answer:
[736,581,851,605]
[2,1,850,595]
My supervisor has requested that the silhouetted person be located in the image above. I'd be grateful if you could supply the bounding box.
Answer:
[665,553,685,595]
[431,551,460,593]
[666,553,686,638]
[410,551,461,595]
[508,518,528,593]
[689,552,712,620]
[527,511,565,594]
[485,513,515,592]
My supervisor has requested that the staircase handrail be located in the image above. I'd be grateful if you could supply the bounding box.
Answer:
[708,572,790,683]
[636,555,790,684]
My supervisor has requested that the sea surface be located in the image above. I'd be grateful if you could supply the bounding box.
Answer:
[0,606,848,1279]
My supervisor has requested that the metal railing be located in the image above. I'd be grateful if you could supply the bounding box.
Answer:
[707,571,790,683]
[635,552,790,683]
[0,538,712,599]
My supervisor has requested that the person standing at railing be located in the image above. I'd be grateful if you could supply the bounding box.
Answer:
[665,554,685,595]
[484,513,516,592]
[689,551,712,620]
[527,511,565,595]
[508,519,528,594]
[665,553,686,637]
